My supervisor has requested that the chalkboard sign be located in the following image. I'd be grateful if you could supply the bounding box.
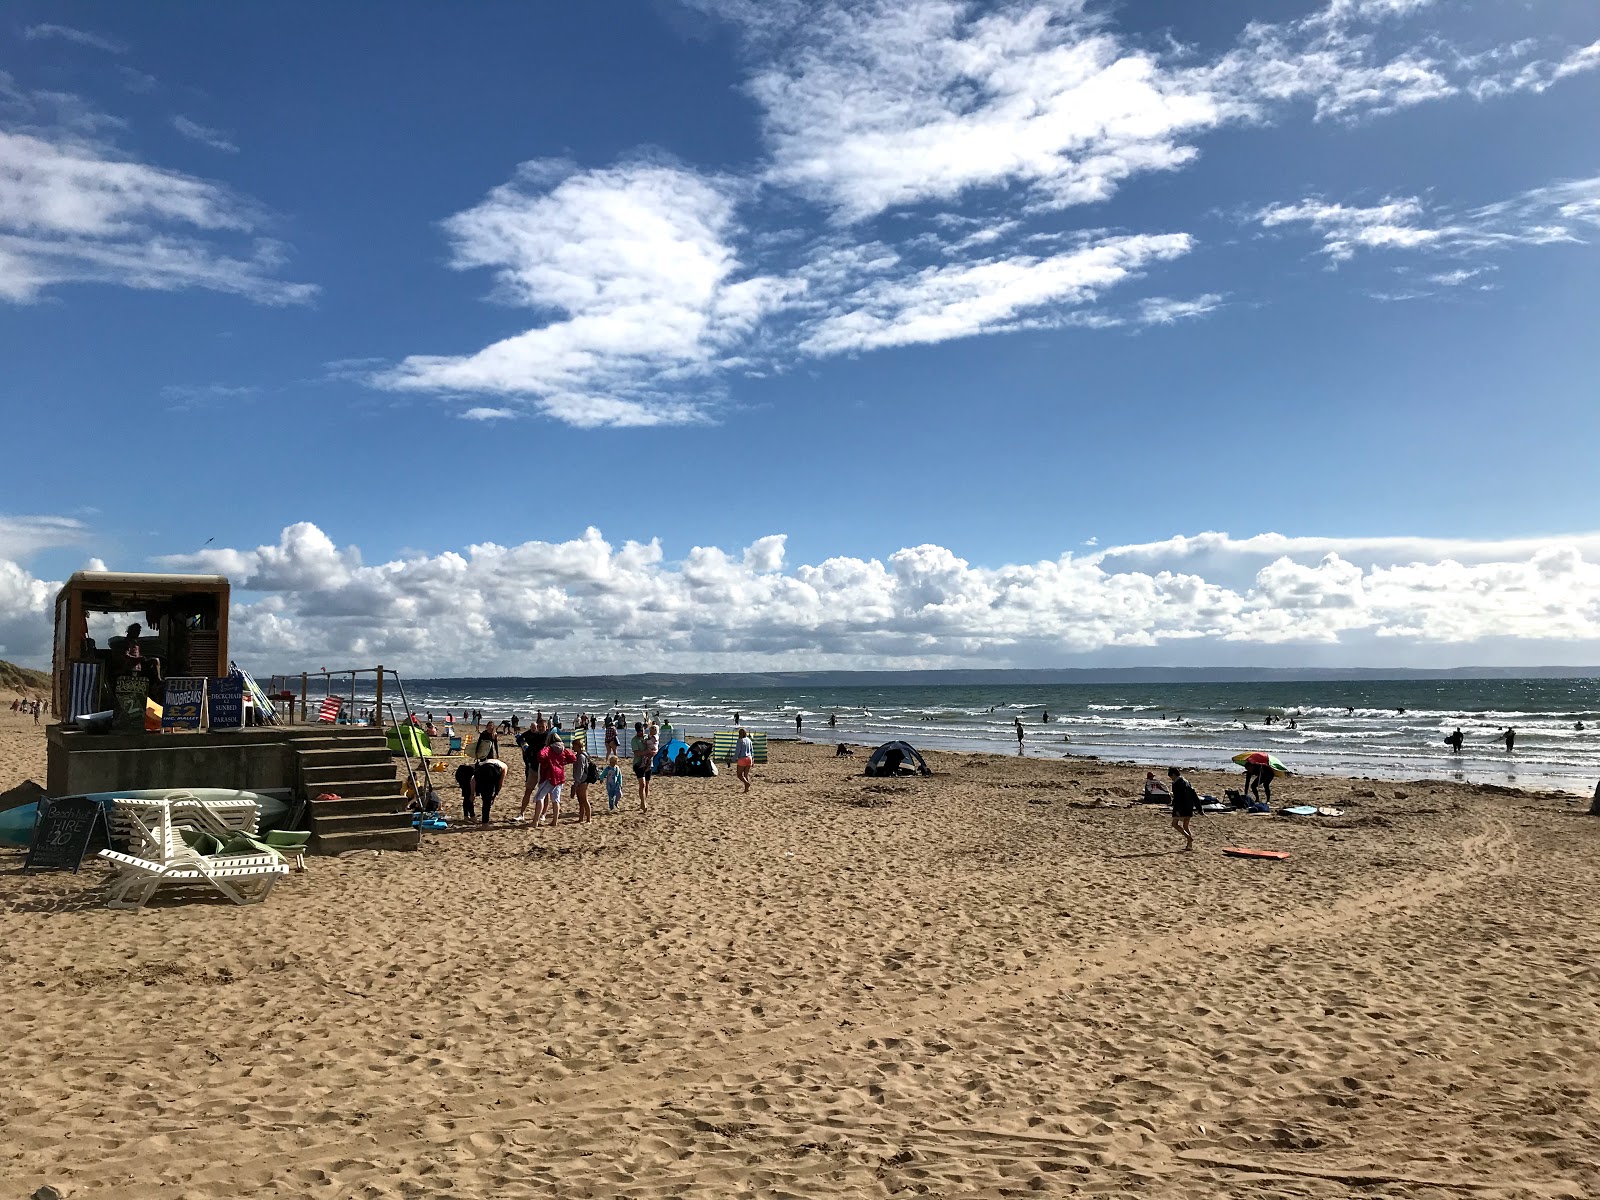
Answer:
[24,796,108,873]
[113,675,149,733]
[162,677,206,730]
[207,674,243,729]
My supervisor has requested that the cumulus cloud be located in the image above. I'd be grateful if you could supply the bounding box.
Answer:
[373,159,794,427]
[122,522,1600,675]
[0,86,312,304]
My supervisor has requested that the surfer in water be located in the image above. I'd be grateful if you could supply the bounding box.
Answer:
[1446,727,1464,753]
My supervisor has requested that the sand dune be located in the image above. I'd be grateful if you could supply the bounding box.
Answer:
[2,705,1597,1197]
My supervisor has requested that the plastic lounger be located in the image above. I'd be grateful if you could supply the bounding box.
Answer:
[98,848,288,909]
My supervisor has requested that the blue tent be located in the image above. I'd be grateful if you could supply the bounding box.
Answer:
[652,738,689,773]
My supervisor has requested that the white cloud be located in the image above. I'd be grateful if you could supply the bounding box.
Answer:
[801,232,1190,353]
[0,514,88,560]
[374,160,795,427]
[1255,174,1600,269]
[1469,39,1600,100]
[123,521,1600,675]
[171,115,238,153]
[23,24,126,54]
[1137,293,1224,325]
[0,94,314,304]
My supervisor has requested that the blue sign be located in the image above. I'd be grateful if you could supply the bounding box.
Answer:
[207,675,244,729]
[162,677,206,730]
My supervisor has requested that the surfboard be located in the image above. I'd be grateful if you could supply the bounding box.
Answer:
[1222,846,1290,860]
[1280,805,1319,816]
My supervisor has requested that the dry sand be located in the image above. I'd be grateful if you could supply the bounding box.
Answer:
[2,703,1598,1198]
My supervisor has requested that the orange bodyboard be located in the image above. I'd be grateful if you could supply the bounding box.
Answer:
[1222,847,1289,860]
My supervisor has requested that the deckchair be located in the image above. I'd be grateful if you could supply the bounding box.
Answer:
[68,661,102,721]
[317,694,343,723]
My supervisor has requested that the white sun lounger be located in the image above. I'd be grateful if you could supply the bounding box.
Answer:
[99,797,287,910]
[99,848,288,910]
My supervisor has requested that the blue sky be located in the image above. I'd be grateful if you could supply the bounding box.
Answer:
[3,0,1599,674]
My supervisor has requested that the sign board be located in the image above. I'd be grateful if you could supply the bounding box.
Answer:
[24,796,108,873]
[161,677,206,730]
[112,675,149,733]
[207,674,244,729]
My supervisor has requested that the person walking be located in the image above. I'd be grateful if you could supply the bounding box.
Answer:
[734,727,754,793]
[531,731,575,827]
[1015,717,1025,747]
[1502,727,1516,752]
[631,721,654,812]
[1446,727,1465,753]
[1168,766,1200,851]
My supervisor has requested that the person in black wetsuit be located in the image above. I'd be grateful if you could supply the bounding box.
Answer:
[1168,766,1200,851]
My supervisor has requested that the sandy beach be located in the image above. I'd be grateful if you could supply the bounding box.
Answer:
[1,704,1597,1198]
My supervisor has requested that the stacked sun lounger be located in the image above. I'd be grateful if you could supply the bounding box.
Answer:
[98,796,289,911]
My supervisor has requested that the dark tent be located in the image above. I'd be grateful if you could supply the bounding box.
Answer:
[864,740,931,778]
[682,739,717,777]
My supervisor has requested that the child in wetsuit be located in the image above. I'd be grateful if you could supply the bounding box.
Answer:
[602,754,624,812]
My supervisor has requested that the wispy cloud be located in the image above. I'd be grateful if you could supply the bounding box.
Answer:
[1255,175,1600,271]
[0,86,314,304]
[23,24,126,54]
[160,383,259,411]
[1137,293,1225,325]
[172,115,238,153]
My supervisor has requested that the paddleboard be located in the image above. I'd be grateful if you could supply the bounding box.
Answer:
[1222,847,1290,860]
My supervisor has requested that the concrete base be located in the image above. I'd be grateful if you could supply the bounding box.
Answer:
[47,724,378,798]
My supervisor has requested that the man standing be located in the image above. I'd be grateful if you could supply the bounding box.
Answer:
[1168,766,1201,852]
[1502,727,1516,752]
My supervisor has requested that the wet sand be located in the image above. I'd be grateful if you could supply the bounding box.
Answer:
[2,705,1597,1197]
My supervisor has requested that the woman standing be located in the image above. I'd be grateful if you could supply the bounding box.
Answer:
[571,735,594,824]
[631,721,653,812]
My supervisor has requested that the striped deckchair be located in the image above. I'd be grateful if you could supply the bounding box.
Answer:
[712,731,768,764]
[68,661,101,720]
[317,694,343,723]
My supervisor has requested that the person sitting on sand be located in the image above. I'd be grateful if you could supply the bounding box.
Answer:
[1142,771,1170,801]
[1168,766,1200,851]
[834,743,854,758]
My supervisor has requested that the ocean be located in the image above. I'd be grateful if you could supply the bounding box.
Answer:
[381,677,1600,796]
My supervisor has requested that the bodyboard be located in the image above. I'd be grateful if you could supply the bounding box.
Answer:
[1222,846,1290,860]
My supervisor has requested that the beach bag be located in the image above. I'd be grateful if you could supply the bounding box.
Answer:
[584,759,600,785]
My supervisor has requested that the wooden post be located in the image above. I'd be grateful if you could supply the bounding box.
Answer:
[300,673,308,724]
[375,666,384,723]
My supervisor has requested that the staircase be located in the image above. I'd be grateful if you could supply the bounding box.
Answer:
[293,729,420,854]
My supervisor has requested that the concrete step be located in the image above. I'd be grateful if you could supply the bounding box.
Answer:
[294,734,392,753]
[309,807,412,835]
[302,762,399,787]
[307,794,410,818]
[310,826,420,855]
[296,746,395,769]
[301,777,400,800]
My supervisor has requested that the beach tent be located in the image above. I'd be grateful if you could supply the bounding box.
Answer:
[386,723,432,758]
[864,741,931,778]
[653,738,690,773]
[683,740,717,777]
